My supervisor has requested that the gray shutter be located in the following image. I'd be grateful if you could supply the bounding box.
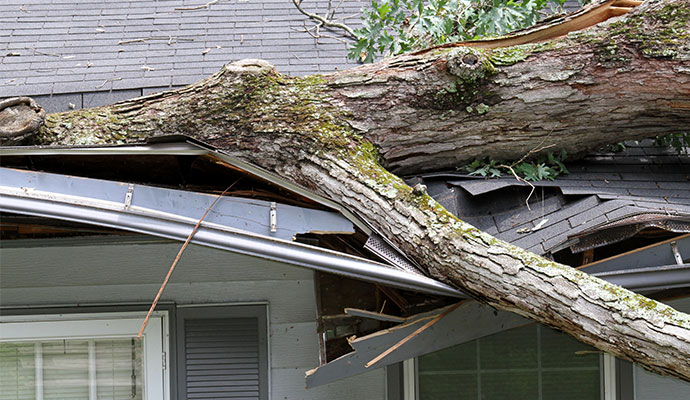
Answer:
[177,306,268,400]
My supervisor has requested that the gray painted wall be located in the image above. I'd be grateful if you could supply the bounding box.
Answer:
[0,236,386,400]
[632,297,690,400]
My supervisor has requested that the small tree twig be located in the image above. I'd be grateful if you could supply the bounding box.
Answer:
[138,179,241,338]
[175,0,219,11]
[118,36,194,45]
[291,0,357,39]
[498,132,557,210]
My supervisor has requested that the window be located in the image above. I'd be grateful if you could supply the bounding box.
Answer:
[0,312,168,400]
[417,324,601,400]
[176,305,268,400]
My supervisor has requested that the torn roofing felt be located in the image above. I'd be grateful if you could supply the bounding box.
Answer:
[414,140,690,256]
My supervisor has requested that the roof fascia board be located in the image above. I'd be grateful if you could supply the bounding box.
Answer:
[0,142,374,236]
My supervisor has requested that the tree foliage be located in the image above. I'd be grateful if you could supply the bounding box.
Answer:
[349,0,584,62]
[465,149,569,181]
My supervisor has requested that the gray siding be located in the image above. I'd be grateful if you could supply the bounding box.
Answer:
[0,237,385,400]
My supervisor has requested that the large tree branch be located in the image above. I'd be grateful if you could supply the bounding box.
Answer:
[5,0,690,381]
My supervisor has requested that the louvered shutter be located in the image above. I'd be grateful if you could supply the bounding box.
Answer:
[177,306,268,400]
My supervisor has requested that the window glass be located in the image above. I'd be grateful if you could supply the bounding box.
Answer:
[0,314,164,400]
[0,342,36,400]
[633,364,690,400]
[0,339,143,400]
[418,325,601,400]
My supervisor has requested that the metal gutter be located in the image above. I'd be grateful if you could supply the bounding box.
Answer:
[0,142,206,156]
[0,139,423,269]
[0,167,355,242]
[0,175,463,298]
[592,264,690,293]
[0,140,373,235]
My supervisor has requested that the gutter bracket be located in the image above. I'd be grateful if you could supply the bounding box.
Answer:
[671,241,684,265]
[124,184,135,210]
[270,202,277,233]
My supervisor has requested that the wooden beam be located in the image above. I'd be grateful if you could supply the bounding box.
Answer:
[579,233,690,273]
[344,308,406,323]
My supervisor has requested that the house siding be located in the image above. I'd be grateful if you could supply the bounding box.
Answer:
[0,237,386,400]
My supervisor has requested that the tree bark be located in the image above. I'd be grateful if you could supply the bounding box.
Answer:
[7,0,690,381]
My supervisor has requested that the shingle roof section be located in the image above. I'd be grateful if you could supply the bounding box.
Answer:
[417,141,690,255]
[1,0,365,97]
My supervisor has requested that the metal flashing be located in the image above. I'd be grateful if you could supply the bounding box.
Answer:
[210,150,374,236]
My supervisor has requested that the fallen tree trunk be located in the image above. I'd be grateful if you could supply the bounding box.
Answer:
[6,0,690,381]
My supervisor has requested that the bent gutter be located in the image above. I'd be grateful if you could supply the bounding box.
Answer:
[592,264,690,293]
[0,185,464,298]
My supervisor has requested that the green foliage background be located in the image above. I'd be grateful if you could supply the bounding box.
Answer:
[349,0,579,62]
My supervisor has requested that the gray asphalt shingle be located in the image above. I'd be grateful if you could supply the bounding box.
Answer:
[1,0,366,97]
[424,141,690,255]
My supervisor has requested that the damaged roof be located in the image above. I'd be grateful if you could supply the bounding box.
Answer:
[416,141,690,256]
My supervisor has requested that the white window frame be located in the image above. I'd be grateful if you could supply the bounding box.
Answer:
[0,311,169,400]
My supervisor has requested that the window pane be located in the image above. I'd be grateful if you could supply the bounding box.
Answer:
[418,324,601,400]
[542,369,600,400]
[419,341,476,372]
[479,325,538,369]
[0,342,36,400]
[42,340,90,400]
[481,371,538,400]
[418,372,478,400]
[540,327,599,368]
[96,339,143,400]
[0,339,143,400]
